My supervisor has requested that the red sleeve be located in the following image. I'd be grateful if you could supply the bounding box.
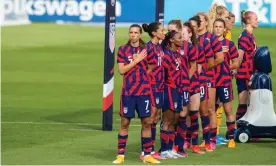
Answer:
[162,52,172,69]
[147,44,155,64]
[117,46,127,64]
[230,41,239,59]
[238,34,251,51]
[204,39,215,59]
[197,45,205,64]
[188,43,198,61]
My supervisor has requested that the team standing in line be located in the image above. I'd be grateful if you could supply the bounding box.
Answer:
[113,4,258,164]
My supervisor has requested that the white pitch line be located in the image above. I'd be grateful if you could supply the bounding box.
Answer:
[1,121,142,127]
[115,118,228,128]
[2,121,227,128]
[66,128,142,132]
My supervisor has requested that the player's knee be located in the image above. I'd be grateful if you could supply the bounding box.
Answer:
[121,123,130,131]
[180,110,188,117]
[141,118,152,129]
[208,107,216,114]
[162,119,171,130]
[168,121,176,131]
[200,108,208,117]
[224,108,233,117]
[154,114,160,123]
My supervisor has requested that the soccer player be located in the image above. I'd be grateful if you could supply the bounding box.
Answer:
[159,30,186,158]
[181,21,205,154]
[217,12,236,135]
[141,22,166,160]
[235,10,258,122]
[175,23,197,157]
[225,12,236,40]
[113,24,160,164]
[197,12,224,149]
[208,5,230,131]
[213,18,239,148]
[189,15,215,153]
[167,19,197,156]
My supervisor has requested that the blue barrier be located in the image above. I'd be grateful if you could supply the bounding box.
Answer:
[4,0,155,23]
[4,0,276,26]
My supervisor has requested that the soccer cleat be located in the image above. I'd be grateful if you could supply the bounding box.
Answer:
[192,145,205,154]
[169,150,183,158]
[177,149,189,157]
[210,141,216,149]
[112,155,125,164]
[199,141,205,148]
[143,155,161,164]
[151,152,166,160]
[160,151,176,159]
[205,144,213,152]
[227,139,236,148]
[183,142,190,149]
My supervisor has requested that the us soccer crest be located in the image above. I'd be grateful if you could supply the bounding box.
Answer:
[109,23,116,53]
[123,107,128,114]
[156,97,160,104]
[174,102,178,109]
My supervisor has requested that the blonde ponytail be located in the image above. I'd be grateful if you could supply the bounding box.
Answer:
[208,4,218,33]
[197,12,210,32]
[208,4,228,33]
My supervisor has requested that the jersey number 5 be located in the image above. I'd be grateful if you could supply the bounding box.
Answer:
[224,88,229,97]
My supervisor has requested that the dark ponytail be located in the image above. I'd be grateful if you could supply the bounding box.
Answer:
[126,24,146,48]
[183,22,197,47]
[189,15,201,28]
[142,22,162,38]
[161,30,177,51]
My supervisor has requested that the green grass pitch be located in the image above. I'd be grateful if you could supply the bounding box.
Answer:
[2,23,276,165]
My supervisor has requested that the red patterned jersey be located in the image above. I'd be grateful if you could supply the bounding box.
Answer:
[117,45,150,96]
[146,41,164,92]
[198,37,215,86]
[237,30,257,80]
[163,49,182,92]
[215,39,239,86]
